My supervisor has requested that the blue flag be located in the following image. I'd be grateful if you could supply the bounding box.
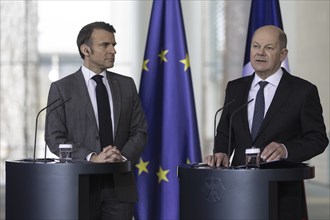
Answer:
[134,0,202,219]
[243,0,289,76]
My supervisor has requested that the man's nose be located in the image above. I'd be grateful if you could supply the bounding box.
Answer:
[257,47,266,55]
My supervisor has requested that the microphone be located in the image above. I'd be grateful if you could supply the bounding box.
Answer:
[227,99,254,165]
[33,98,60,162]
[43,97,72,161]
[32,97,71,162]
[212,99,235,166]
[190,99,235,168]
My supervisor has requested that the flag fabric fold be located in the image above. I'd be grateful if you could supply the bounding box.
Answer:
[243,0,289,76]
[134,0,202,219]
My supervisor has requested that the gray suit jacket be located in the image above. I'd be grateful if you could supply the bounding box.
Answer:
[45,68,148,202]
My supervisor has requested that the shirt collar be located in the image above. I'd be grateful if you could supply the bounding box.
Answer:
[252,68,283,88]
[81,65,107,83]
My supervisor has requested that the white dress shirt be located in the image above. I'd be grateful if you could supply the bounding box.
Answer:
[248,68,283,132]
[81,65,115,160]
[81,65,115,136]
[247,68,288,158]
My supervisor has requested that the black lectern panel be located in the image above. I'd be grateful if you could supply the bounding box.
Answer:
[6,160,131,220]
[178,164,314,220]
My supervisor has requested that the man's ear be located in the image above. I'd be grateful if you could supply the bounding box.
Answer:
[80,44,91,57]
[280,48,288,62]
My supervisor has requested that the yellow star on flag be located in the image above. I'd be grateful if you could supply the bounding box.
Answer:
[135,157,149,175]
[180,53,190,71]
[156,166,170,183]
[186,158,191,164]
[158,50,169,62]
[143,59,149,71]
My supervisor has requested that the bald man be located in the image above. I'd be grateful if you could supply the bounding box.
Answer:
[205,25,328,219]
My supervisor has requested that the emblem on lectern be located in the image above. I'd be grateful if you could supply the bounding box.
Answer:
[204,176,225,203]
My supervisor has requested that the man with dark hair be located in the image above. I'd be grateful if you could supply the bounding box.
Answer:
[45,21,147,219]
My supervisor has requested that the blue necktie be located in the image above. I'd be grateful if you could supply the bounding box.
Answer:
[92,75,113,148]
[251,81,268,141]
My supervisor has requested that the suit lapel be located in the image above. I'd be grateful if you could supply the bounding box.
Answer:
[241,76,254,138]
[233,75,254,145]
[260,70,294,134]
[73,70,96,125]
[106,71,121,137]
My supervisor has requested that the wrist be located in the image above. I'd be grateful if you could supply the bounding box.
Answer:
[88,152,97,162]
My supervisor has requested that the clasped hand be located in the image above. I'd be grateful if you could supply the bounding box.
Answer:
[204,141,287,167]
[90,146,124,163]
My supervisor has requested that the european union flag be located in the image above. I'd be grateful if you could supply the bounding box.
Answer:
[243,0,289,76]
[134,0,202,219]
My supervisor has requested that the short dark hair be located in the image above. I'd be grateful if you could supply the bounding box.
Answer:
[76,21,116,59]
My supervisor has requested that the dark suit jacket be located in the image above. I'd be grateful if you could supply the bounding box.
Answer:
[45,68,148,202]
[215,68,328,166]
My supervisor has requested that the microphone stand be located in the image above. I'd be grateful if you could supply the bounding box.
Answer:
[33,97,72,163]
[213,100,235,166]
[33,98,60,162]
[227,99,254,166]
[43,97,73,162]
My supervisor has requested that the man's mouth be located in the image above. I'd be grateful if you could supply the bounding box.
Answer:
[256,59,266,62]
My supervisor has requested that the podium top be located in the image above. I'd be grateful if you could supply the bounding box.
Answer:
[178,160,315,182]
[6,159,131,174]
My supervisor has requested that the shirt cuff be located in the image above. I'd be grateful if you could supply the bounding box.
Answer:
[280,144,288,159]
[86,153,127,161]
[86,152,96,161]
[121,155,127,161]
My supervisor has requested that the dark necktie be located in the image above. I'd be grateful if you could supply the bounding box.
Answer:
[92,75,113,148]
[251,81,268,141]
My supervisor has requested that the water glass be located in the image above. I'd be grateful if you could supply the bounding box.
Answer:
[59,144,72,163]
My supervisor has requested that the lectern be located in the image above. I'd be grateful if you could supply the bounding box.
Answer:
[178,161,314,220]
[6,159,131,220]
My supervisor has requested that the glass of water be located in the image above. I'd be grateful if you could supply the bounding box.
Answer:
[245,148,260,169]
[59,144,72,163]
